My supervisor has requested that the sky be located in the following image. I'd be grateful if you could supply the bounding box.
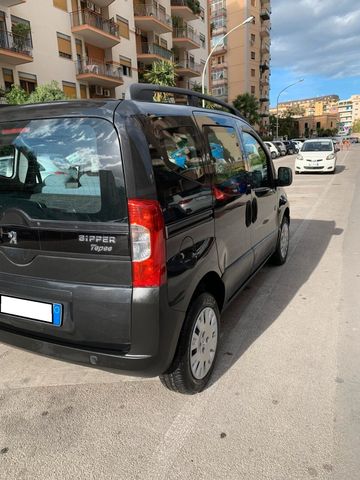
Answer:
[269,0,360,107]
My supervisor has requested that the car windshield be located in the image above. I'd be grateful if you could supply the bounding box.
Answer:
[301,141,333,152]
[0,118,127,223]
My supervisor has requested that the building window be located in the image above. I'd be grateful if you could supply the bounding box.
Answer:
[57,32,72,59]
[251,68,255,77]
[53,0,67,11]
[18,72,37,94]
[160,38,168,49]
[251,85,255,94]
[200,7,205,20]
[116,15,129,39]
[251,33,255,44]
[2,68,14,92]
[217,56,221,64]
[200,33,205,49]
[120,55,132,77]
[62,81,77,99]
[251,51,255,60]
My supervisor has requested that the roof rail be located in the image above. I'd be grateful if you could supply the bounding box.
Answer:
[125,83,245,119]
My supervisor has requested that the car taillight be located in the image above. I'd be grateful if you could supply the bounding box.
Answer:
[128,199,166,288]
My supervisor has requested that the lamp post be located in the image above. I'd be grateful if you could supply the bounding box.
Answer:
[276,79,304,140]
[201,15,255,102]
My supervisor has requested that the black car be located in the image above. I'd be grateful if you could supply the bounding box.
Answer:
[282,140,298,155]
[0,84,292,394]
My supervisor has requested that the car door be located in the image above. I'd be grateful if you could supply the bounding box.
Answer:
[240,129,278,270]
[194,112,254,300]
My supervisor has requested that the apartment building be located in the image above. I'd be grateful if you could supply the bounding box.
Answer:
[0,0,209,100]
[338,95,360,134]
[270,95,340,118]
[209,0,271,129]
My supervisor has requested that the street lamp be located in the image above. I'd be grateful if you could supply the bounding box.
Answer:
[276,79,304,140]
[201,15,255,102]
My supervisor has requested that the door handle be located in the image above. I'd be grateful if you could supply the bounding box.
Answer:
[245,200,252,227]
[251,197,258,223]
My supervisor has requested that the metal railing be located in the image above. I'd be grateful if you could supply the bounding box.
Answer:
[133,4,172,27]
[0,29,33,56]
[173,27,200,45]
[210,7,227,18]
[76,58,123,81]
[176,59,203,73]
[171,0,201,16]
[138,43,173,60]
[70,9,119,37]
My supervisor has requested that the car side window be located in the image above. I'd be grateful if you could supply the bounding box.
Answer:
[241,131,270,188]
[146,116,213,224]
[203,125,248,195]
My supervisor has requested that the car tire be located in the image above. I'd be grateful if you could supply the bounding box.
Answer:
[271,215,290,266]
[289,149,294,155]
[271,151,277,159]
[160,293,220,395]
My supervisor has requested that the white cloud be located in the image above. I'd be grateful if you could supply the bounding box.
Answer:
[270,0,360,79]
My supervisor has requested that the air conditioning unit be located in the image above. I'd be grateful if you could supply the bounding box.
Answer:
[95,85,103,96]
[103,89,111,97]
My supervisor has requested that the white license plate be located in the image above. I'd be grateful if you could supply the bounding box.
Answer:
[0,296,62,326]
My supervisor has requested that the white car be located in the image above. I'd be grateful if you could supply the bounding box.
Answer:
[295,139,337,174]
[264,141,280,159]
[291,140,303,152]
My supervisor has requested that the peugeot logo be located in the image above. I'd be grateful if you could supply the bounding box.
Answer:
[7,231,17,245]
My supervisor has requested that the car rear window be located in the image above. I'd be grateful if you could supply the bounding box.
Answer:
[302,141,333,152]
[0,118,127,223]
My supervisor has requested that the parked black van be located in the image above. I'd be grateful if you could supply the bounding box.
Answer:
[0,85,292,394]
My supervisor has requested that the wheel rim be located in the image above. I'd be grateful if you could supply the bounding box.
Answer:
[280,221,289,259]
[190,307,218,380]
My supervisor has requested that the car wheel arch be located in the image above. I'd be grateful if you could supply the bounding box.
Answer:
[188,271,225,314]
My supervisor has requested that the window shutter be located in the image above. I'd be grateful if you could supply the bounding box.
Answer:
[53,0,68,11]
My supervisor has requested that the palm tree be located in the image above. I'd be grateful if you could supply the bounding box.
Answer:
[142,60,177,101]
[233,93,260,125]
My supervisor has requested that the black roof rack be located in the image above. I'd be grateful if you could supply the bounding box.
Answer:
[125,83,245,120]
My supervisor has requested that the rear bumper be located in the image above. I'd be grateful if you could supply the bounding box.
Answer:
[0,277,185,377]
[0,325,171,377]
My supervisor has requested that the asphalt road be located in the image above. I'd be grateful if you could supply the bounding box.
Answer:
[1,146,360,480]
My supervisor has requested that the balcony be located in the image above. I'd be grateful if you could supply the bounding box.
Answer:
[134,4,172,34]
[171,0,199,22]
[259,95,269,103]
[93,0,115,6]
[70,10,120,49]
[76,58,124,87]
[0,30,33,65]
[0,0,26,5]
[176,60,203,78]
[260,61,270,72]
[173,27,200,49]
[137,43,173,64]
[261,41,270,54]
[212,24,227,36]
[211,77,227,87]
[260,8,271,21]
[260,26,270,38]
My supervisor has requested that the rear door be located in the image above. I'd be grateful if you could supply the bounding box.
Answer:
[240,129,278,269]
[140,113,217,312]
[194,112,253,299]
[0,117,131,350]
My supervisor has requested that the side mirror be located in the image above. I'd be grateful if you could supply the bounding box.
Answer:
[277,166,293,187]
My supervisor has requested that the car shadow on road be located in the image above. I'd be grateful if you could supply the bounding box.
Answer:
[210,219,343,387]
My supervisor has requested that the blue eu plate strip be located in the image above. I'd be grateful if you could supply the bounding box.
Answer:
[52,304,62,327]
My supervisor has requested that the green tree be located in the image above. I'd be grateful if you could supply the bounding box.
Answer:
[269,111,299,139]
[353,119,360,134]
[5,84,29,104]
[190,81,216,109]
[232,93,260,125]
[28,81,66,103]
[142,60,177,101]
[5,81,67,105]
